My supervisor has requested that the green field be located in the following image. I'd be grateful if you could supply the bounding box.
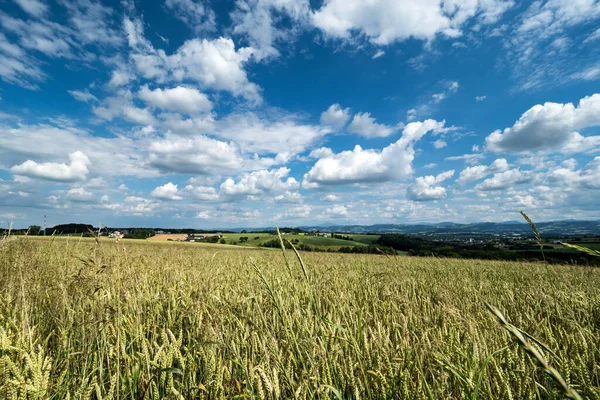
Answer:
[219,232,374,249]
[0,237,599,398]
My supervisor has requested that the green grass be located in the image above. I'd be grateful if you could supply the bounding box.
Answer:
[219,233,369,249]
[343,234,381,245]
[0,237,599,398]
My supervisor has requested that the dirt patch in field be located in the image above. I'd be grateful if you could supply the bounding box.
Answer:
[148,234,187,241]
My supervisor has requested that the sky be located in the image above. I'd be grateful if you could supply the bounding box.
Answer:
[0,0,600,229]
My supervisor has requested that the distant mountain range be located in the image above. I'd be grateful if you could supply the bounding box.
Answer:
[289,220,600,237]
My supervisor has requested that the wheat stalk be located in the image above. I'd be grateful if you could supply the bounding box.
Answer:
[487,303,582,400]
[519,210,546,262]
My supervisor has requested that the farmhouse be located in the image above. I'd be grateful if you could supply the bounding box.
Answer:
[184,234,205,242]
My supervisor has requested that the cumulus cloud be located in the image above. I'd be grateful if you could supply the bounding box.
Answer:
[320,104,350,130]
[407,169,455,201]
[0,123,154,178]
[485,93,600,153]
[321,194,339,201]
[124,18,261,102]
[148,135,243,174]
[326,204,348,216]
[184,185,219,201]
[274,191,304,203]
[547,156,600,190]
[309,147,334,159]
[347,112,397,138]
[303,119,445,187]
[220,167,299,197]
[139,85,212,114]
[311,0,513,45]
[67,187,96,202]
[117,196,159,215]
[169,37,260,102]
[475,168,532,191]
[151,182,183,200]
[215,112,329,155]
[123,106,156,125]
[10,151,91,182]
[196,211,210,219]
[456,158,509,185]
[159,113,216,135]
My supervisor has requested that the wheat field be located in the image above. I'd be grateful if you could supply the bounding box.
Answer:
[0,237,599,399]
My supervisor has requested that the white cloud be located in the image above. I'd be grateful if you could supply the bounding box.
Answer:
[184,184,219,201]
[446,153,486,165]
[230,0,310,60]
[407,169,455,201]
[274,191,304,203]
[408,81,460,120]
[67,187,96,202]
[583,27,600,44]
[123,17,261,102]
[61,0,123,46]
[220,167,299,197]
[475,168,532,191]
[116,196,159,215]
[475,95,487,102]
[123,106,156,125]
[0,33,46,88]
[0,0,123,88]
[68,89,98,103]
[431,81,459,103]
[347,112,397,138]
[10,151,90,182]
[508,1,600,90]
[151,182,183,200]
[139,85,212,115]
[196,211,211,219]
[547,156,600,190]
[321,194,339,201]
[0,123,155,179]
[320,104,350,130]
[309,147,334,159]
[456,158,509,185]
[572,66,600,81]
[485,93,600,153]
[164,0,216,32]
[106,68,130,88]
[372,50,385,59]
[159,113,215,135]
[311,0,513,45]
[13,0,48,17]
[303,119,445,187]
[168,37,260,102]
[215,112,329,155]
[326,204,348,216]
[433,139,447,149]
[148,134,243,174]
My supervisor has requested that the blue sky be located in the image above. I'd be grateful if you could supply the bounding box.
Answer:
[1,0,600,228]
